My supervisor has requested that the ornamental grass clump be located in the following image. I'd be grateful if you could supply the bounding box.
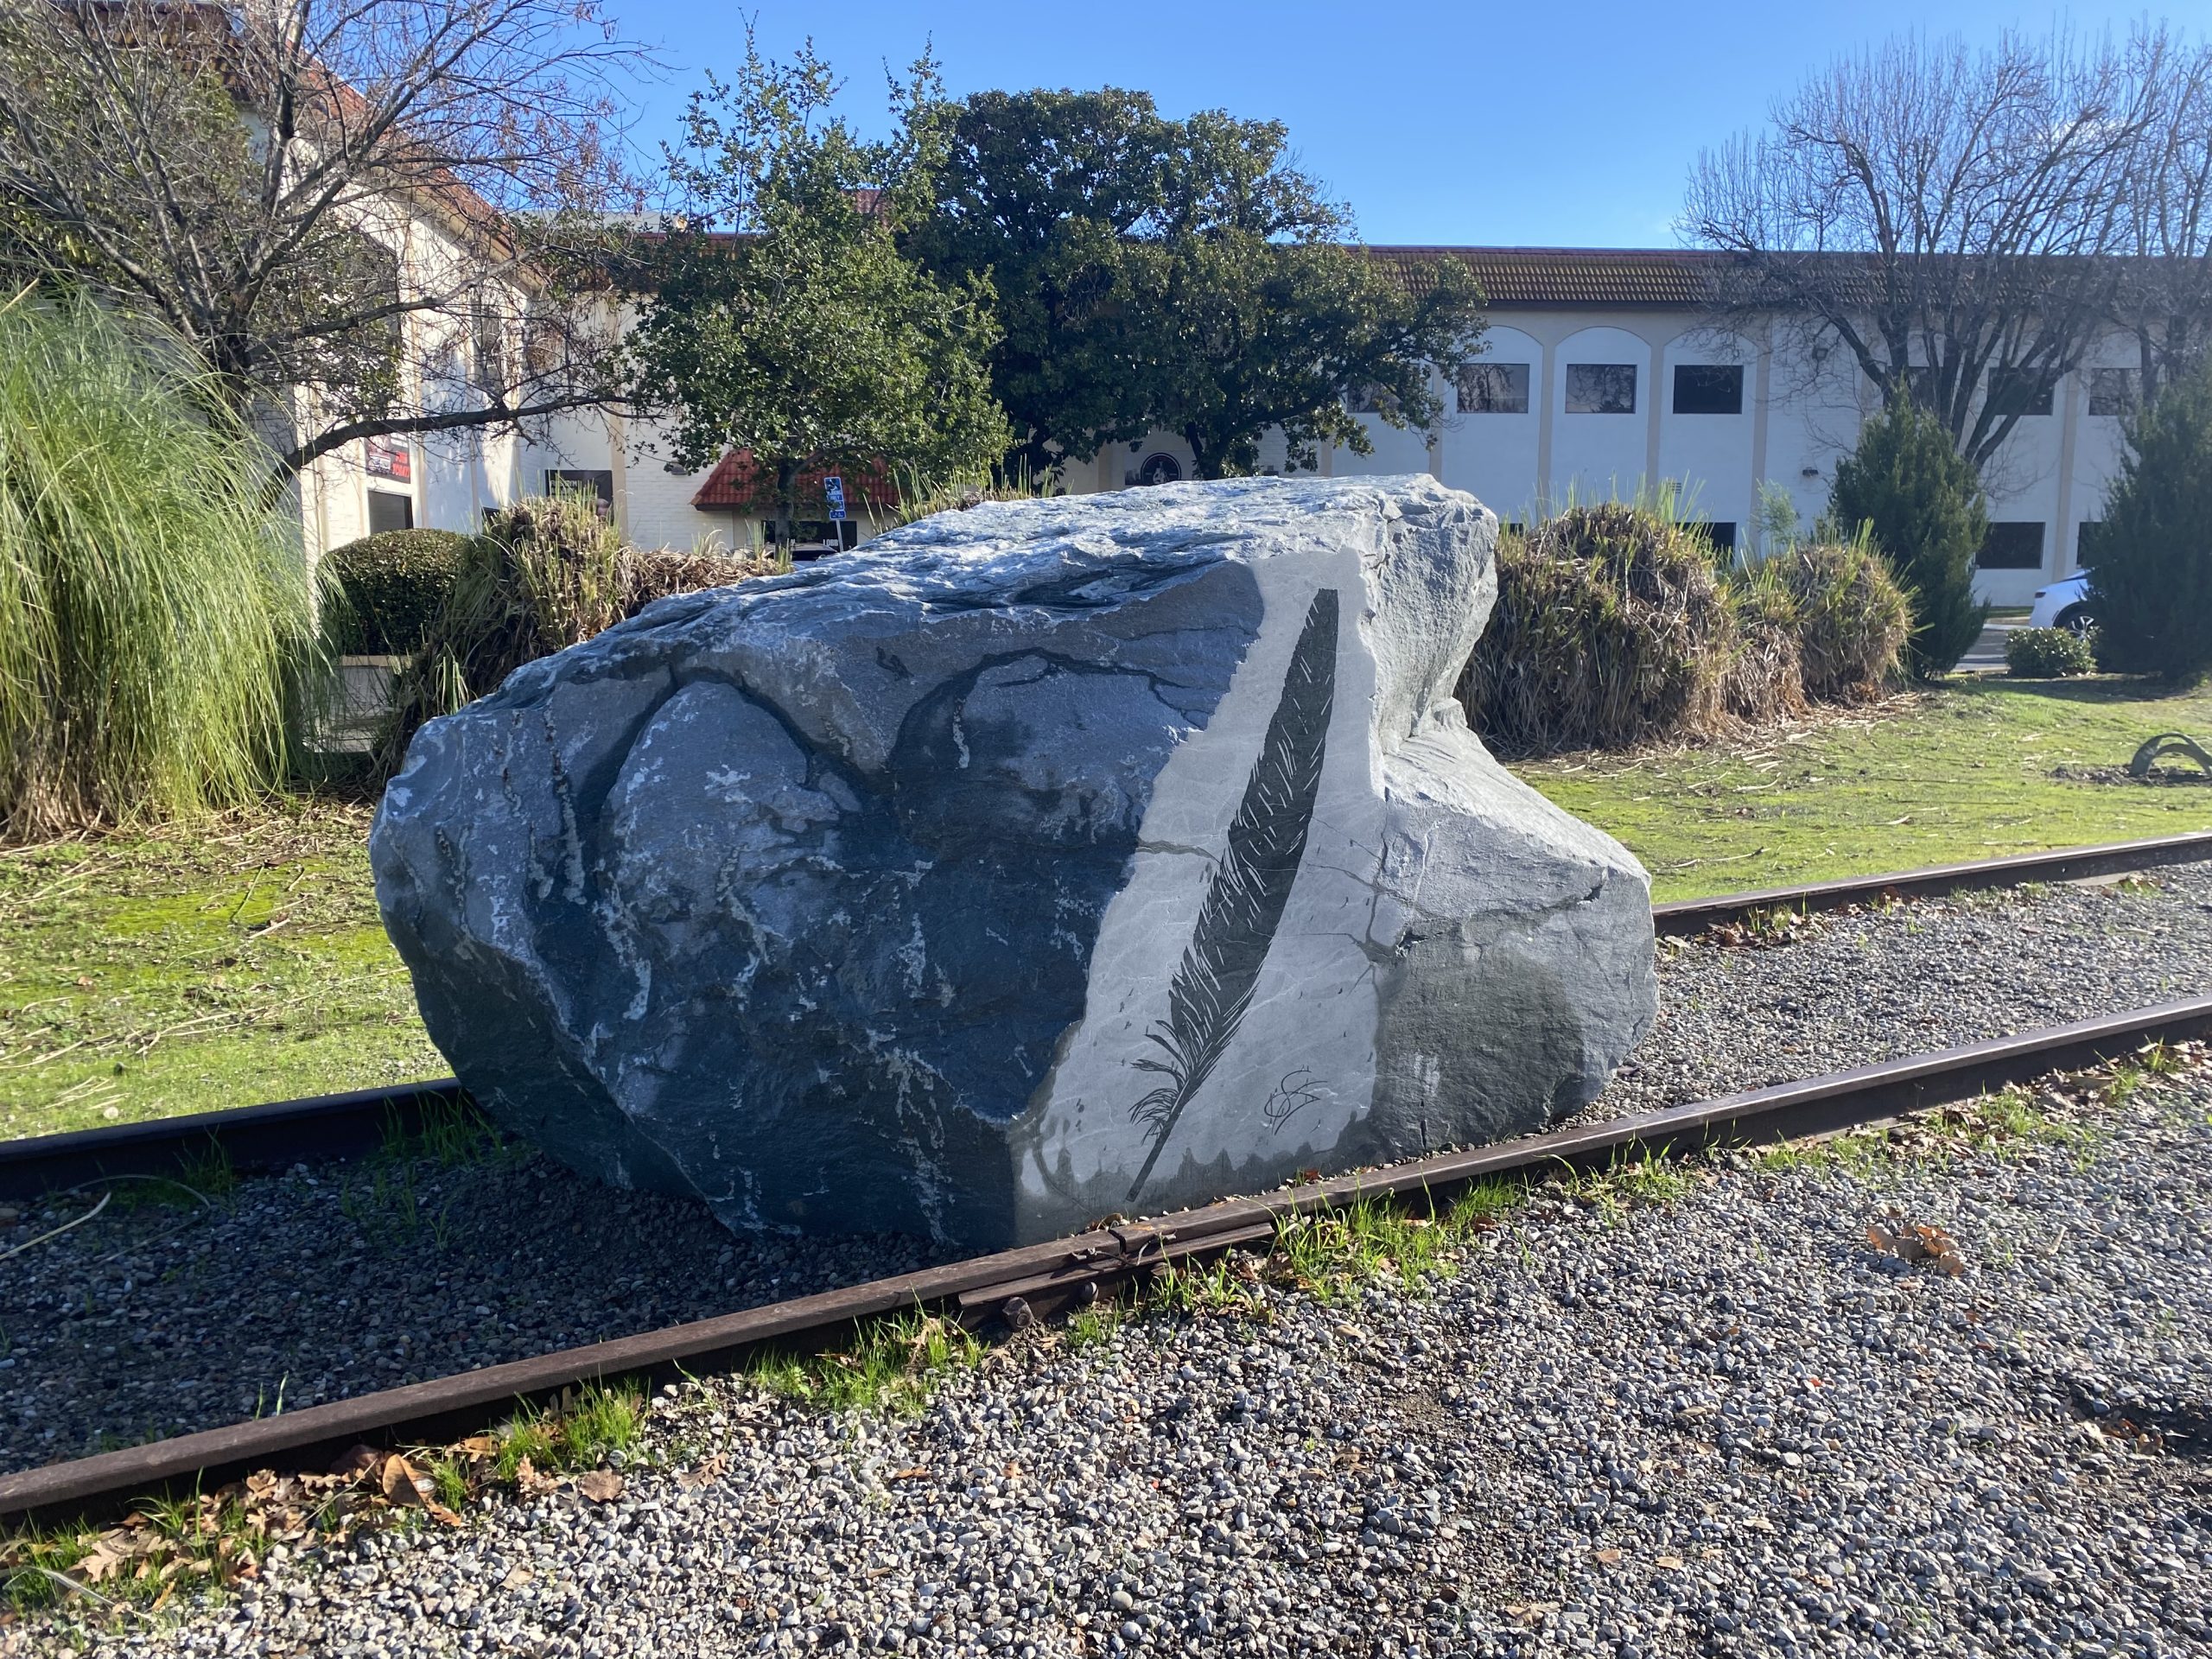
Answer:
[1457,501,1740,755]
[1720,557,1808,726]
[1773,534,1913,702]
[375,493,625,772]
[618,545,780,619]
[374,498,775,772]
[0,293,316,839]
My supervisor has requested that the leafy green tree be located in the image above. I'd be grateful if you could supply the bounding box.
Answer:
[913,92,1485,480]
[626,36,1010,543]
[2091,357,2212,682]
[906,89,1168,478]
[1828,395,1990,678]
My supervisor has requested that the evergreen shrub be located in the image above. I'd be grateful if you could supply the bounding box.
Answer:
[2005,626,2098,678]
[1829,398,1989,679]
[322,528,467,655]
[2089,359,2212,683]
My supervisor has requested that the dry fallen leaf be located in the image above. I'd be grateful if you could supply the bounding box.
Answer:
[1866,1217,1967,1275]
[1656,1555,1685,1571]
[379,1455,429,1508]
[512,1456,556,1497]
[678,1453,730,1491]
[1594,1548,1624,1564]
[329,1445,383,1481]
[576,1470,624,1503]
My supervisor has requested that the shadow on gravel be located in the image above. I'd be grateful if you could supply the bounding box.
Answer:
[0,1142,956,1477]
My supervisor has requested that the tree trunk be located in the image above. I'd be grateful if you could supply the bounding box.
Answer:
[1183,424,1222,480]
[777,458,799,554]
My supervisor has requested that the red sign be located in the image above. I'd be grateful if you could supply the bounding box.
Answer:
[365,437,412,484]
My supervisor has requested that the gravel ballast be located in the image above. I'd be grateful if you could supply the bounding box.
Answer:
[1593,861,2212,1120]
[3,864,2211,1478]
[17,1061,2209,1658]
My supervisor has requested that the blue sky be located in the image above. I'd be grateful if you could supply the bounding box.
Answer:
[607,2,2179,247]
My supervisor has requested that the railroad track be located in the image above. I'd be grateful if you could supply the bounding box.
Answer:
[3,828,2209,1526]
[4,994,2209,1525]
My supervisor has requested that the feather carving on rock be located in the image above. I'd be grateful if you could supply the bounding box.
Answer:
[1126,586,1339,1201]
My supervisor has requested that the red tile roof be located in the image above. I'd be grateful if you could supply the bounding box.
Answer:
[1370,246,1749,308]
[690,451,894,514]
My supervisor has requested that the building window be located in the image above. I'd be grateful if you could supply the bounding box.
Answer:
[1565,364,1637,414]
[2088,368,2139,417]
[472,299,509,397]
[1978,521,2045,570]
[544,469,614,513]
[1672,365,1744,415]
[365,488,414,535]
[2075,521,2108,567]
[1135,452,1184,486]
[1695,520,1738,552]
[1986,368,2054,416]
[1902,366,1940,409]
[1345,384,1395,415]
[1456,362,1530,414]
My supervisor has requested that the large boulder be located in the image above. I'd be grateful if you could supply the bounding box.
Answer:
[371,476,1656,1248]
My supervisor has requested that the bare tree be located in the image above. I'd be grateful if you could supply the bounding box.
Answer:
[1684,31,2153,469]
[2113,23,2212,403]
[0,0,649,485]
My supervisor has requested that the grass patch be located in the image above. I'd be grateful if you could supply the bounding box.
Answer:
[1559,1147,1696,1218]
[749,1311,986,1415]
[1748,1052,2200,1179]
[490,1381,645,1480]
[1271,1180,1525,1304]
[1513,678,2212,900]
[0,799,445,1140]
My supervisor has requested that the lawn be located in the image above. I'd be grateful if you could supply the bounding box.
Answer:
[1520,676,2212,901]
[3,675,2209,1141]
[0,804,442,1141]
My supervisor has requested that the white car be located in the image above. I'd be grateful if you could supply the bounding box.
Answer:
[2029,571,2097,633]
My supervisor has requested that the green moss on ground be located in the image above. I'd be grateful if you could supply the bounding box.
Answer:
[0,803,444,1141]
[1516,677,2212,900]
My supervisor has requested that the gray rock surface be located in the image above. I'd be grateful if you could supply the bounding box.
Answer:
[371,476,1656,1246]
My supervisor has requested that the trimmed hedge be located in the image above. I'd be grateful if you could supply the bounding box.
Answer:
[323,529,468,656]
[2006,626,2097,678]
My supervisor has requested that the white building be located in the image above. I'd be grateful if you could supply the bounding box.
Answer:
[342,245,2158,608]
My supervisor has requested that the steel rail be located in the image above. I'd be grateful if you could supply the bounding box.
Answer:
[0,1080,466,1204]
[6,994,2208,1527]
[1649,828,2212,936]
[7,830,2209,1206]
